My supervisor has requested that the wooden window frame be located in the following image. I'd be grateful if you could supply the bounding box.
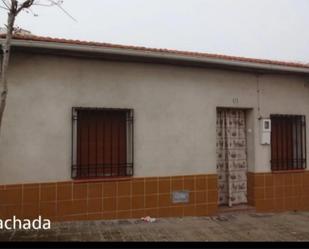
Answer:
[270,114,306,171]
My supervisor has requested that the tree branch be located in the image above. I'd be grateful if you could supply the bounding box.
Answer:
[16,0,35,14]
[0,5,9,10]
[1,0,10,9]
[55,2,76,22]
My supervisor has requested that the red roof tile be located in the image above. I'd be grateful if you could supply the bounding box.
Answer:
[2,34,309,69]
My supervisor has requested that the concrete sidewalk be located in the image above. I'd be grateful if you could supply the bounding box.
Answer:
[1,211,309,241]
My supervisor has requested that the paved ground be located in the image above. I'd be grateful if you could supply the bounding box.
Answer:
[1,211,309,241]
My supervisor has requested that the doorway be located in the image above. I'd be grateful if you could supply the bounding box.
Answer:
[216,108,248,207]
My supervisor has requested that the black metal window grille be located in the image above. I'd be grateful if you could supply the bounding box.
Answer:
[270,114,306,171]
[72,107,134,179]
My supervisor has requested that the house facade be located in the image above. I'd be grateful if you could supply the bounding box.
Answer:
[0,35,308,222]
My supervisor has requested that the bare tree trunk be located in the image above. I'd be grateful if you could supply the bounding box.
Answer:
[0,0,66,137]
[0,6,16,135]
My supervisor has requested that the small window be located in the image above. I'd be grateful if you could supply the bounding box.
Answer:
[72,107,133,179]
[270,114,306,171]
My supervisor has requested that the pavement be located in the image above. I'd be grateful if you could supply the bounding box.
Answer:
[1,211,309,241]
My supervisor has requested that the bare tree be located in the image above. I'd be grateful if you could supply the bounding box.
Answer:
[0,0,74,136]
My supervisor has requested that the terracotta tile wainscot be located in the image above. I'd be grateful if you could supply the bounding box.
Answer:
[0,174,218,222]
[247,171,309,212]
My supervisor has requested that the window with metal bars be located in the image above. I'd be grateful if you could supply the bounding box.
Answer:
[71,107,133,179]
[270,114,306,171]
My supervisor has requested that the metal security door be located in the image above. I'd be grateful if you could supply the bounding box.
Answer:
[216,109,248,207]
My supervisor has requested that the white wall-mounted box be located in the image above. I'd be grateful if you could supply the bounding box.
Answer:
[260,119,271,145]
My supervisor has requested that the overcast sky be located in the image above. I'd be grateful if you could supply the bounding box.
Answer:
[1,0,309,63]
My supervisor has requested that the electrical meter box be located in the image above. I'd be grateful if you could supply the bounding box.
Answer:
[260,119,271,145]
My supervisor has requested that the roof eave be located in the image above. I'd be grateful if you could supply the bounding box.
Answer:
[5,39,309,75]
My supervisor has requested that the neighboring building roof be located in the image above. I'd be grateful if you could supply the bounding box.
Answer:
[0,28,32,36]
[1,34,309,74]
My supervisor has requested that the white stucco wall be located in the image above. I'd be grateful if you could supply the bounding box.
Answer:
[0,52,308,184]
